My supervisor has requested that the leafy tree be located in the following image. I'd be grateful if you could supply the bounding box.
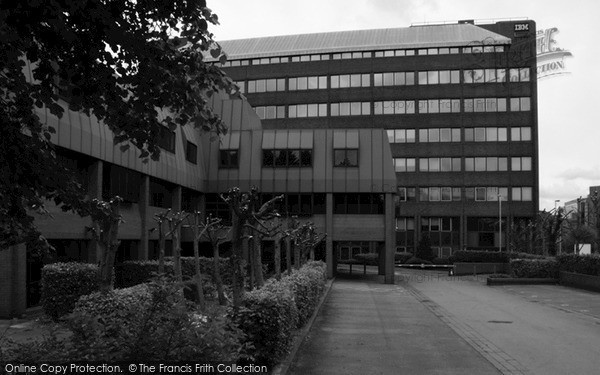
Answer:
[0,0,238,250]
[415,233,434,262]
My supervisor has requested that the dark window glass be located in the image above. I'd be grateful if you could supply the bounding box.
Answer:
[102,163,141,203]
[149,178,174,208]
[288,194,300,215]
[288,150,300,166]
[313,194,326,214]
[334,194,346,214]
[334,149,358,167]
[274,150,287,167]
[157,127,175,153]
[300,194,312,215]
[262,150,274,167]
[347,194,359,214]
[358,194,372,214]
[220,150,239,168]
[300,150,312,167]
[185,141,197,164]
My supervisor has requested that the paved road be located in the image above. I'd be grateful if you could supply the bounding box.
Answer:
[289,273,500,375]
[401,269,600,375]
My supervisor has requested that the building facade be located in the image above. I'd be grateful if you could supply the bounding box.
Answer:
[217,19,539,258]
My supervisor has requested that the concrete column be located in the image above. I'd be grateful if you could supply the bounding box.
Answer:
[384,193,395,284]
[0,244,27,318]
[87,160,103,263]
[326,193,334,279]
[138,175,150,260]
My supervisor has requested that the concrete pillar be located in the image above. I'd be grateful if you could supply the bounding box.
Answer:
[138,175,150,260]
[326,193,334,279]
[384,193,395,284]
[0,244,27,318]
[87,160,103,264]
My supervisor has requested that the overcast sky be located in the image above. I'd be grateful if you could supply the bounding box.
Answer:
[209,0,600,211]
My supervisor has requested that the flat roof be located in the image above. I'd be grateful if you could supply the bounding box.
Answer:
[216,23,511,60]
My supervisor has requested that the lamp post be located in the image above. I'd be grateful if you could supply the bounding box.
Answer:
[498,194,502,252]
[555,200,561,255]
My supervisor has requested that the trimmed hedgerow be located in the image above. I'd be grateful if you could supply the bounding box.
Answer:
[41,262,100,321]
[449,250,508,263]
[405,257,432,265]
[395,252,414,264]
[230,280,299,366]
[510,259,559,278]
[432,257,452,265]
[557,254,600,276]
[115,257,233,288]
[282,262,326,327]
[353,253,379,265]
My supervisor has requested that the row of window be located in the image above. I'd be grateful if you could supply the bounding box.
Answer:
[238,67,530,93]
[156,127,198,165]
[388,126,532,143]
[224,149,360,169]
[255,97,533,119]
[398,186,533,202]
[218,45,506,67]
[393,156,533,172]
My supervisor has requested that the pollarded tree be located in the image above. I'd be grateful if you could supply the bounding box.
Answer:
[0,0,238,251]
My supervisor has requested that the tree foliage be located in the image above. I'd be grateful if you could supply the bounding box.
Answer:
[0,0,238,249]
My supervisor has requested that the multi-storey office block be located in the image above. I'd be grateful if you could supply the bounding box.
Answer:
[217,20,539,257]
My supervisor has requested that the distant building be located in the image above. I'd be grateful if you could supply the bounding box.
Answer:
[217,19,539,257]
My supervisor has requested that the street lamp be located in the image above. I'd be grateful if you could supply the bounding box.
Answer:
[498,194,502,252]
[555,200,561,255]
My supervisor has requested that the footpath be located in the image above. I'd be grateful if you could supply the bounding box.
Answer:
[288,271,501,375]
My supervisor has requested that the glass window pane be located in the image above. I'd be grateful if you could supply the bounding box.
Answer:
[383,101,394,115]
[350,102,361,115]
[452,158,461,171]
[520,68,530,82]
[476,187,486,201]
[419,100,428,113]
[319,103,327,116]
[394,72,405,85]
[266,79,276,91]
[340,102,350,116]
[383,73,394,86]
[419,129,428,142]
[465,129,474,142]
[406,129,416,143]
[428,100,439,113]
[499,158,508,171]
[486,98,497,112]
[485,69,496,82]
[522,127,531,141]
[288,150,300,166]
[439,99,451,113]
[406,101,415,114]
[330,103,339,116]
[339,75,350,88]
[487,157,498,171]
[522,157,532,171]
[487,128,498,141]
[362,102,370,115]
[452,129,461,142]
[497,69,506,82]
[464,99,474,112]
[522,187,532,201]
[521,97,531,111]
[429,128,440,142]
[512,187,522,201]
[473,69,484,83]
[300,150,312,166]
[331,76,339,89]
[362,74,370,87]
[511,127,521,141]
[465,158,474,171]
[498,128,508,141]
[308,76,318,89]
[419,72,428,85]
[297,104,307,117]
[475,128,486,141]
[419,158,428,171]
[307,104,317,117]
[440,128,451,142]
[512,157,521,171]
[439,70,450,84]
[474,98,485,112]
[266,106,276,119]
[406,72,415,85]
[288,105,297,118]
[441,158,452,171]
[374,74,383,86]
[475,157,486,171]
[442,187,452,201]
[497,98,507,112]
[350,74,361,87]
[430,188,441,201]
[428,71,439,84]
[430,158,440,172]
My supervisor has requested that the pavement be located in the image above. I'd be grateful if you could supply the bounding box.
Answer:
[289,267,600,375]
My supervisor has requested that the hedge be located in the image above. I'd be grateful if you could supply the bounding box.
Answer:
[41,262,100,321]
[353,253,379,265]
[230,261,327,367]
[405,257,432,265]
[557,254,600,276]
[395,252,413,264]
[510,259,559,278]
[449,250,548,264]
[115,257,233,288]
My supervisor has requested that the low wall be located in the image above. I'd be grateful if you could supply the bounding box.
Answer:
[560,271,600,292]
[453,262,507,276]
[487,278,557,286]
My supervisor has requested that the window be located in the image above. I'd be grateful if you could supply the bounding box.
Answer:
[397,187,417,202]
[419,99,460,113]
[465,187,509,202]
[334,149,358,167]
[157,127,175,153]
[102,163,141,203]
[419,128,461,142]
[263,149,312,167]
[149,178,174,208]
[510,97,531,111]
[255,106,286,119]
[464,98,507,112]
[396,217,416,231]
[511,157,532,171]
[418,158,461,172]
[387,129,416,143]
[330,102,370,116]
[418,70,460,85]
[333,194,384,214]
[465,157,508,172]
[288,103,327,118]
[511,127,532,141]
[289,76,327,90]
[373,72,415,86]
[331,74,370,88]
[219,150,238,168]
[464,127,508,142]
[394,158,416,172]
[185,141,197,164]
[512,187,533,201]
[373,100,416,115]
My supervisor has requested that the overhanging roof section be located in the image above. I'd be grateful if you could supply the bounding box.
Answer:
[217,23,511,60]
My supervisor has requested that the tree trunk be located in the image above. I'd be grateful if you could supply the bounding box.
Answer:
[310,246,315,261]
[294,242,301,270]
[193,214,206,311]
[172,227,182,283]
[213,242,226,305]
[286,240,292,274]
[274,237,281,280]
[253,234,264,288]
[248,236,255,290]
[158,222,166,274]
[231,214,245,310]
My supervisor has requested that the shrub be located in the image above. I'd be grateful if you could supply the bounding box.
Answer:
[395,252,413,264]
[448,250,509,263]
[415,234,435,262]
[230,281,298,366]
[510,259,559,278]
[405,257,432,265]
[432,257,452,265]
[557,254,600,276]
[508,252,548,260]
[353,253,379,265]
[41,262,100,321]
[282,263,326,327]
[70,279,246,362]
[115,257,233,288]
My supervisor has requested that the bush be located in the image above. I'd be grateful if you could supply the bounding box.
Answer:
[353,253,379,265]
[449,250,509,263]
[230,281,298,366]
[415,234,435,262]
[405,257,432,265]
[557,254,600,276]
[41,262,100,321]
[70,279,246,362]
[395,252,413,264]
[432,257,452,265]
[510,259,559,278]
[115,257,233,288]
[282,262,326,327]
[508,252,548,260]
